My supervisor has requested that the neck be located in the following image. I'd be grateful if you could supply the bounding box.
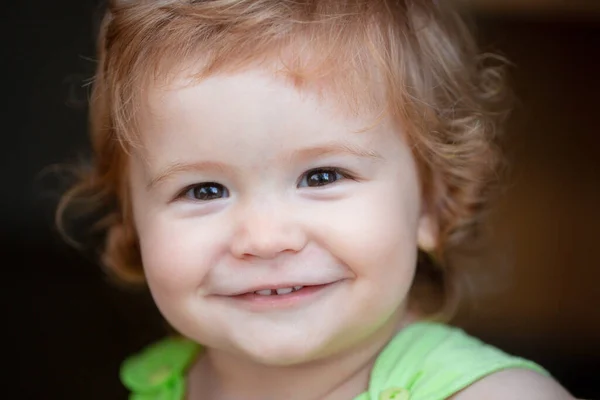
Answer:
[188,312,415,400]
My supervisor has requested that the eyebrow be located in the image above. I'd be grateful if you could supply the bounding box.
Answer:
[290,142,384,163]
[147,160,230,190]
[147,142,383,190]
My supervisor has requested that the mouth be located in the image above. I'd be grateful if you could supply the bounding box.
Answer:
[222,282,339,310]
[247,285,306,296]
[236,284,325,297]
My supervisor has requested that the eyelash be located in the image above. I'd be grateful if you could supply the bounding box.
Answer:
[297,167,354,188]
[178,167,355,202]
[180,182,229,202]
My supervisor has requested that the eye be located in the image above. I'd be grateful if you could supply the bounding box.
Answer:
[298,168,348,188]
[183,182,229,201]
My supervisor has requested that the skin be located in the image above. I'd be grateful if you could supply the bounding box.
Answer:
[127,68,574,400]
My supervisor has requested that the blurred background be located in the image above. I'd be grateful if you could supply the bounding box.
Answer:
[3,0,599,398]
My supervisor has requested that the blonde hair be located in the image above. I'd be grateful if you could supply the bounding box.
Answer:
[57,0,509,318]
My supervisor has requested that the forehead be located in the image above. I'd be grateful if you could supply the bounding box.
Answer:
[152,59,385,114]
[152,69,356,120]
[127,68,418,181]
[141,66,394,148]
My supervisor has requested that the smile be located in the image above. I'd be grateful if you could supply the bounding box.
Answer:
[224,283,338,310]
[252,286,304,296]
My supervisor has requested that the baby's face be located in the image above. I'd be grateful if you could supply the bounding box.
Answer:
[129,68,436,365]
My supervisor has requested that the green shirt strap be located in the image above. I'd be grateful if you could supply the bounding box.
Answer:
[121,337,201,400]
[359,322,550,400]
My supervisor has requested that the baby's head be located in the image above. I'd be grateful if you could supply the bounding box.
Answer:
[59,0,507,364]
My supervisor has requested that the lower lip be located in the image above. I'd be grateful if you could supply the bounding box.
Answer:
[225,284,335,310]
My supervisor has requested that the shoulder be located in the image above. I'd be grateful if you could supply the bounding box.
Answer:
[449,368,576,400]
[370,322,572,400]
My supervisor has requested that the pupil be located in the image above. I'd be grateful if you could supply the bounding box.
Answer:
[309,170,335,186]
[195,184,222,200]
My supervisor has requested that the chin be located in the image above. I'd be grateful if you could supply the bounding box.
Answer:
[234,331,334,366]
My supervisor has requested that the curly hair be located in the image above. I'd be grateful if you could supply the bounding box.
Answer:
[57,0,510,318]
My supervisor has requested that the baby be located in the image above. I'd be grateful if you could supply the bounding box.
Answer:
[58,0,576,399]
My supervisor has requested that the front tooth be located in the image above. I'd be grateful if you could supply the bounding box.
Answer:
[276,287,293,295]
[256,289,273,296]
[293,286,303,291]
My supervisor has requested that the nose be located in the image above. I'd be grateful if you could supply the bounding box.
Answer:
[230,200,307,260]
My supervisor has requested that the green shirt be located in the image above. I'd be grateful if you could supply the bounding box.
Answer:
[121,322,548,400]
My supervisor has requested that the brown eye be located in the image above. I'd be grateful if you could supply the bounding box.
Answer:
[185,183,229,201]
[299,168,344,188]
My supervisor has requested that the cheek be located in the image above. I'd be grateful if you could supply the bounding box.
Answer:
[128,156,212,295]
[319,182,421,276]
[349,204,418,309]
[307,178,421,319]
[136,215,221,296]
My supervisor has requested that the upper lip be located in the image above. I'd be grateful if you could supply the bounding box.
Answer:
[219,280,339,296]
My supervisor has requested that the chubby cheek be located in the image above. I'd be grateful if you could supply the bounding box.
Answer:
[315,182,420,314]
[136,215,221,306]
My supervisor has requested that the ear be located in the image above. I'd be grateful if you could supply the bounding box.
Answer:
[416,167,441,253]
[417,210,438,253]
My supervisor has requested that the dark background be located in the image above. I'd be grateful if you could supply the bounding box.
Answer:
[3,1,599,399]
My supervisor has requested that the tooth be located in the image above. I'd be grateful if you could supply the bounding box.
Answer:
[276,287,293,295]
[255,289,273,296]
[293,286,303,291]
